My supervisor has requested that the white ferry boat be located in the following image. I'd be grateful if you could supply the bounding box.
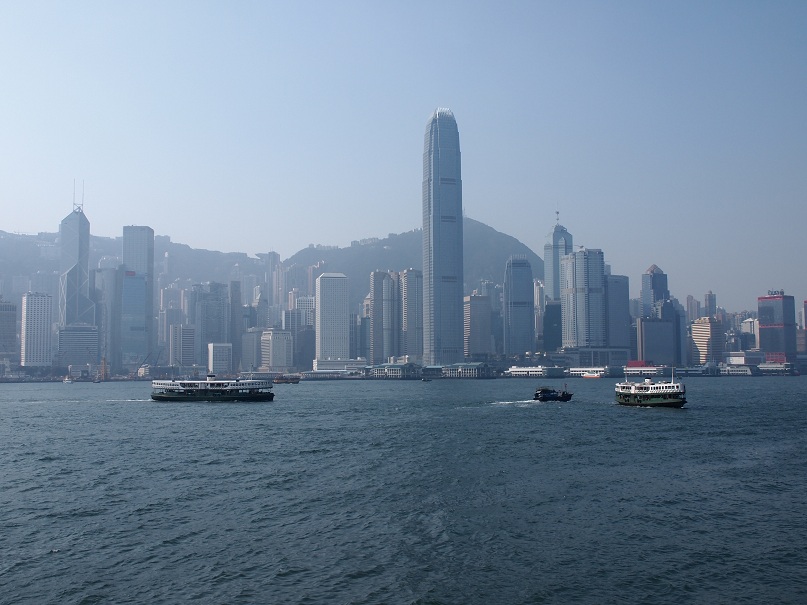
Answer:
[614,376,686,408]
[151,374,275,402]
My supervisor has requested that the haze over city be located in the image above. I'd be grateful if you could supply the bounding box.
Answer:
[2,1,806,312]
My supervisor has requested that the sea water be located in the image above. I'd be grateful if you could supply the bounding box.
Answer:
[1,377,805,604]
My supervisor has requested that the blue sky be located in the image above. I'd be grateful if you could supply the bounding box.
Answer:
[1,1,806,312]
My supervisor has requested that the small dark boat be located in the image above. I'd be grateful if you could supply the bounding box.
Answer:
[534,385,573,402]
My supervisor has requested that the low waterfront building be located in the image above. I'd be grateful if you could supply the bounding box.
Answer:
[504,366,566,378]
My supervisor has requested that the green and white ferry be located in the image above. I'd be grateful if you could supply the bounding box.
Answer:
[614,375,686,408]
[151,374,275,402]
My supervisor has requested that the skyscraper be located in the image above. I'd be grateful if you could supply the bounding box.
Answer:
[169,324,196,368]
[560,248,606,349]
[368,271,398,365]
[399,268,423,359]
[229,280,243,370]
[93,267,122,373]
[503,256,535,356]
[757,291,796,363]
[190,282,230,365]
[464,294,493,359]
[604,274,631,349]
[422,108,463,366]
[0,297,17,363]
[640,264,670,317]
[690,316,724,365]
[315,273,350,361]
[543,219,573,301]
[704,291,717,318]
[58,205,95,327]
[121,226,155,369]
[21,292,52,367]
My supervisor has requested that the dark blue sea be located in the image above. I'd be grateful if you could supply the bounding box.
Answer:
[1,377,805,604]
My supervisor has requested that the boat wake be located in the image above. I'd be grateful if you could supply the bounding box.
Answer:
[490,399,544,407]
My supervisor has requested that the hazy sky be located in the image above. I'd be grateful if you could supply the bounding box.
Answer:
[2,1,806,312]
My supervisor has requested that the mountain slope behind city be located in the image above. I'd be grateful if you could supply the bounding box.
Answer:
[1,217,543,310]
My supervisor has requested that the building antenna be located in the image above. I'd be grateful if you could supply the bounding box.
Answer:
[72,178,84,213]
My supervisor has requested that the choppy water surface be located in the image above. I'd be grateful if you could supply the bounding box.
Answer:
[1,377,806,604]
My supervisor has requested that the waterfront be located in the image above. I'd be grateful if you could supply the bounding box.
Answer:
[1,378,806,604]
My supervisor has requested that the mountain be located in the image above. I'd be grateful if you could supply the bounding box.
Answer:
[1,218,543,312]
[282,217,543,309]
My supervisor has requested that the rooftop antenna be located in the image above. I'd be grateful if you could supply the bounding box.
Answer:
[72,179,84,213]
[555,209,560,225]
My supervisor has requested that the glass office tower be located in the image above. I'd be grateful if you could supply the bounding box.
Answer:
[422,108,463,365]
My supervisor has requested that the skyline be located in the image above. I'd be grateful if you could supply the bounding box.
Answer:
[2,2,806,312]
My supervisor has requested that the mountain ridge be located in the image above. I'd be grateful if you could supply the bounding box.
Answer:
[1,217,543,311]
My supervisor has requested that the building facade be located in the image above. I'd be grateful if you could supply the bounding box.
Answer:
[422,108,464,365]
[21,292,52,367]
[464,294,493,359]
[0,297,17,363]
[560,249,606,349]
[604,274,631,349]
[757,292,796,362]
[207,342,232,374]
[502,256,535,356]
[169,324,196,368]
[543,221,573,302]
[399,268,423,359]
[368,271,398,365]
[58,205,95,328]
[315,273,350,361]
[690,316,724,365]
[260,329,294,371]
[640,264,669,318]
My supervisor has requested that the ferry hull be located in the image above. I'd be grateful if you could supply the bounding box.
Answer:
[615,394,685,408]
[151,392,275,402]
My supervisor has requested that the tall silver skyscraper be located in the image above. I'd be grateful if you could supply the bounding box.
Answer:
[422,108,463,365]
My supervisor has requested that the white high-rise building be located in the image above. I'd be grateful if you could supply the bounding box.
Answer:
[315,273,350,361]
[21,292,53,367]
[422,108,463,365]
